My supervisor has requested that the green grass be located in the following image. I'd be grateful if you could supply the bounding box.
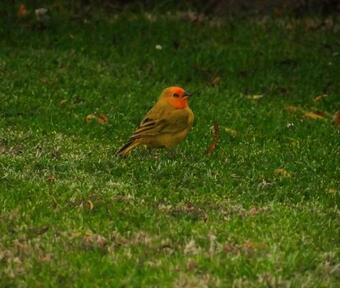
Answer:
[1,8,340,287]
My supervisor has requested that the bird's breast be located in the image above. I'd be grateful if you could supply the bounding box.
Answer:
[155,129,190,148]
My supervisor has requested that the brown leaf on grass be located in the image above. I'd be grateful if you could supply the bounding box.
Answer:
[313,111,326,117]
[332,111,340,127]
[17,4,28,18]
[210,75,221,86]
[313,94,328,102]
[206,122,219,156]
[274,168,291,178]
[87,200,94,210]
[285,106,329,122]
[96,114,109,125]
[304,111,325,120]
[206,143,217,155]
[85,113,109,124]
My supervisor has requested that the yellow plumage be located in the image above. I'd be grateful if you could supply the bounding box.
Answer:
[117,86,194,156]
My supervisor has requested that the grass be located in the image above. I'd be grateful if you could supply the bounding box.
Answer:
[1,6,340,287]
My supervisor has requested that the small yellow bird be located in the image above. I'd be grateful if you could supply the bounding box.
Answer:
[116,86,194,156]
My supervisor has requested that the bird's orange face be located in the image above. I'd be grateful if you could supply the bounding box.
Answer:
[162,86,192,109]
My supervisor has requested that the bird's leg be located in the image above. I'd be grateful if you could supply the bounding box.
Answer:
[138,146,160,159]
[165,147,178,159]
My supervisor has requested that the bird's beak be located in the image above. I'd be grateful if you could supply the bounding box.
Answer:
[184,91,192,98]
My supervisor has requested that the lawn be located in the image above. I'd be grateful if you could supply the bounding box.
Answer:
[0,5,340,287]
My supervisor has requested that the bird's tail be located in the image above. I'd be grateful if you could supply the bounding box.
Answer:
[116,139,140,157]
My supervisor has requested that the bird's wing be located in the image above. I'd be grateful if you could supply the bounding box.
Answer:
[130,107,190,140]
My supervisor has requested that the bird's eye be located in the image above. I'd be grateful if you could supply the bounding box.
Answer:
[173,93,179,98]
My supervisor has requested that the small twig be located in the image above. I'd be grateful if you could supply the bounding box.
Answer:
[206,122,220,155]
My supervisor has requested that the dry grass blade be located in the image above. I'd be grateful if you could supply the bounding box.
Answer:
[246,94,264,100]
[85,113,96,123]
[313,94,328,102]
[304,111,325,120]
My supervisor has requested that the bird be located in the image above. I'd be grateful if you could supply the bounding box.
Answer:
[116,86,194,156]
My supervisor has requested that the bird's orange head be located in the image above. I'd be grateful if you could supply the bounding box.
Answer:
[160,86,192,109]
